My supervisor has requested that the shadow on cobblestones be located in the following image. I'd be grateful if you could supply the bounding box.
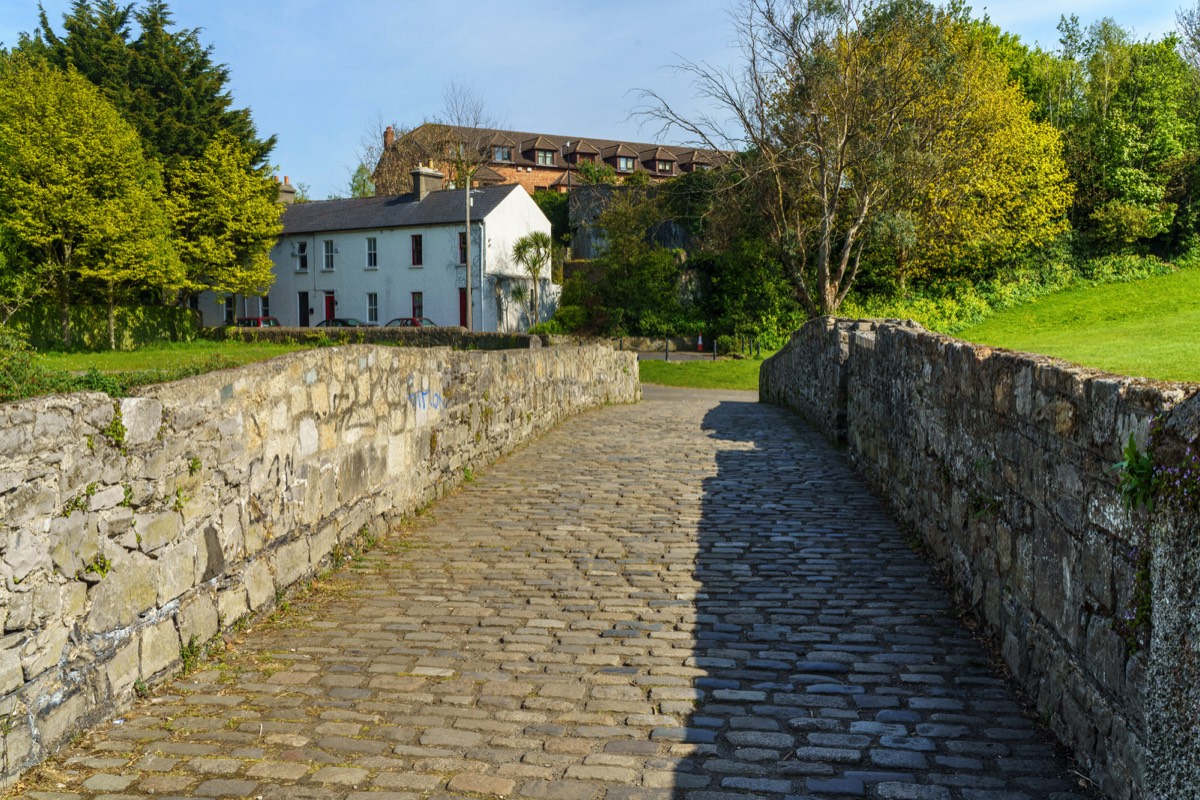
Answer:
[676,398,1093,799]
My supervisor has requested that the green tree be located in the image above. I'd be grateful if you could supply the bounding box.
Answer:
[166,134,281,298]
[532,191,570,246]
[0,55,180,347]
[347,164,375,198]
[642,0,1019,316]
[28,0,274,166]
[511,231,555,327]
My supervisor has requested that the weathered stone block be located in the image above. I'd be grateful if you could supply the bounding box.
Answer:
[178,593,218,648]
[22,622,69,681]
[87,555,157,632]
[119,397,163,446]
[244,559,274,611]
[105,636,139,694]
[140,616,180,677]
[153,538,197,607]
[135,511,181,554]
[0,648,22,695]
[3,531,51,584]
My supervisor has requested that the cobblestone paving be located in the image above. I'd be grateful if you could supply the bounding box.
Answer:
[12,386,1095,800]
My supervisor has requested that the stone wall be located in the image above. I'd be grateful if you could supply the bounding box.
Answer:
[761,317,1200,800]
[0,343,639,784]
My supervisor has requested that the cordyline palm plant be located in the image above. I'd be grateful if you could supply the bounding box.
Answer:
[511,231,554,327]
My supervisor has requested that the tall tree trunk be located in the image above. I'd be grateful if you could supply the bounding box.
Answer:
[58,273,71,350]
[107,283,116,351]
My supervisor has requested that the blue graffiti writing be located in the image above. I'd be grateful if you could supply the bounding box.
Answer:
[408,390,447,411]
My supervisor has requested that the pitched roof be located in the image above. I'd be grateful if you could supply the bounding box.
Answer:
[414,124,725,170]
[281,184,522,235]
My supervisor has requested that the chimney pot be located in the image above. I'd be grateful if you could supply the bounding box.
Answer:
[384,125,395,149]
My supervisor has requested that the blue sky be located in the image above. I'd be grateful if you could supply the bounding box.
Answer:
[0,1,1181,200]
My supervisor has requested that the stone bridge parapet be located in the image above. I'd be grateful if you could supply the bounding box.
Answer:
[0,343,638,784]
[761,317,1200,800]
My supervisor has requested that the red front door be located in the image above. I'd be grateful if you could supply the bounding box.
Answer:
[459,288,467,328]
[324,293,335,322]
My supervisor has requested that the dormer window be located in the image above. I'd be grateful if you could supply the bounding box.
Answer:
[657,160,673,174]
[493,146,512,162]
[536,150,555,166]
[618,156,635,172]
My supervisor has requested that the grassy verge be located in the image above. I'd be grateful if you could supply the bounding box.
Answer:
[639,355,768,391]
[36,340,308,373]
[957,267,1200,383]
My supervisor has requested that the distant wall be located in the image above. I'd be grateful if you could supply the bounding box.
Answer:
[761,317,1200,800]
[0,343,638,784]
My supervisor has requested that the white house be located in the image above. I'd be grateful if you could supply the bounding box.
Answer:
[197,167,557,331]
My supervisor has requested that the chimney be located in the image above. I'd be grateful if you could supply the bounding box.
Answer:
[278,174,296,205]
[384,125,395,149]
[411,164,444,201]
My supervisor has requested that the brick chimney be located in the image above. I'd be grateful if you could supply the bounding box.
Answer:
[277,175,296,205]
[411,164,444,201]
[384,125,395,150]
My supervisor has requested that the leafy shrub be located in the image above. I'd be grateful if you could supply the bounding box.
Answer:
[550,304,587,332]
[528,320,562,335]
[11,304,199,351]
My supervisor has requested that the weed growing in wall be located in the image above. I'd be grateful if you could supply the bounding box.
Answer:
[1109,420,1200,654]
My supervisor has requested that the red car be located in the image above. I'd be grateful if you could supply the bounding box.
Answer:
[384,317,440,328]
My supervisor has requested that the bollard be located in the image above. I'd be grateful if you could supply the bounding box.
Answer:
[664,337,669,362]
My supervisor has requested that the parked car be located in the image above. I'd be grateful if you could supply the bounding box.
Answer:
[235,316,281,327]
[314,318,369,327]
[384,317,440,328]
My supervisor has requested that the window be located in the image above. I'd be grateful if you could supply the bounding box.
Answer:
[493,146,512,162]
[187,295,200,312]
[296,241,308,271]
[411,234,423,266]
[536,150,555,166]
[260,295,270,317]
[323,239,335,270]
[367,292,378,324]
[223,296,235,325]
[411,292,423,319]
[657,160,673,174]
[618,156,635,172]
[458,231,467,265]
[366,237,377,269]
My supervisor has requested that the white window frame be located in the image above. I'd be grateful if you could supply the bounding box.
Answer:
[536,150,555,166]
[296,240,308,272]
[367,292,378,324]
[494,146,512,162]
[657,160,673,174]
[260,295,270,317]
[223,296,235,325]
[323,239,335,271]
[618,156,635,172]
[366,237,377,269]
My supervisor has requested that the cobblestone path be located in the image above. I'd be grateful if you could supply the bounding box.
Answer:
[13,386,1094,800]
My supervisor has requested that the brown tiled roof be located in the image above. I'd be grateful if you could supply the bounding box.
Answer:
[601,142,639,159]
[413,124,724,172]
[639,146,676,162]
[565,139,600,155]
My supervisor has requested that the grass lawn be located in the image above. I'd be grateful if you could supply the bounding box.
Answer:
[957,267,1200,383]
[639,355,769,391]
[36,340,309,373]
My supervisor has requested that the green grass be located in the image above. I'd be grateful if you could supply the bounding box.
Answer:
[639,355,769,391]
[36,340,308,373]
[957,267,1200,382]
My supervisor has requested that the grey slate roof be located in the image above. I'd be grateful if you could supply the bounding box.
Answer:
[281,184,521,236]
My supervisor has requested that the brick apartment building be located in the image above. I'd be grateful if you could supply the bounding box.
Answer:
[374,123,721,196]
